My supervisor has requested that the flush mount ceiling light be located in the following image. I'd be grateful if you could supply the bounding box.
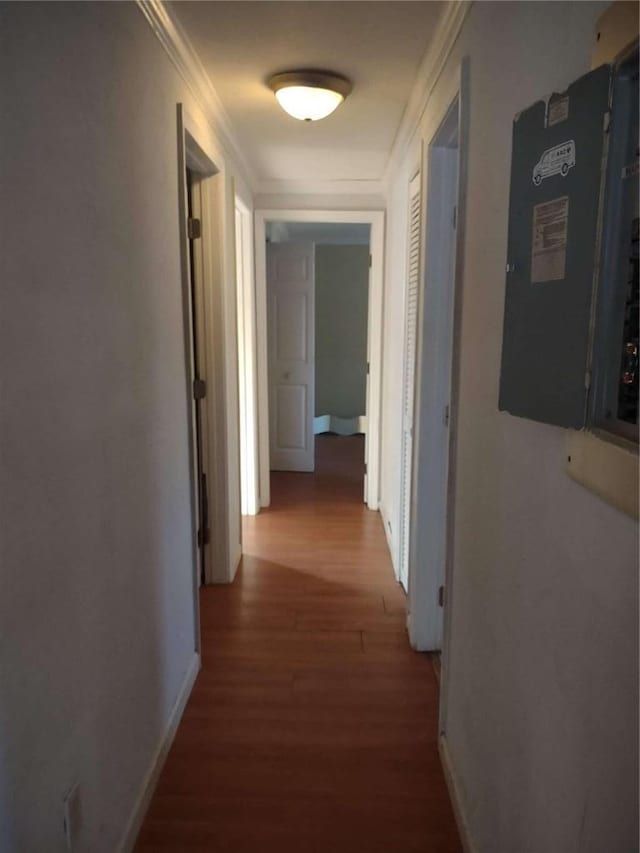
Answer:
[268,70,352,122]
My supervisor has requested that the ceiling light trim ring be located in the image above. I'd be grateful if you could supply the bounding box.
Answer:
[267,70,353,99]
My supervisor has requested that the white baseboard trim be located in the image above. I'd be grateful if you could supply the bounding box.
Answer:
[313,414,367,436]
[379,503,399,581]
[117,653,201,852]
[229,541,242,582]
[439,733,477,853]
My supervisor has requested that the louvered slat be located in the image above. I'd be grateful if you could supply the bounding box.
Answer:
[398,173,421,590]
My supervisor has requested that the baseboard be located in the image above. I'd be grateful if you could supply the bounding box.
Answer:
[438,734,477,853]
[229,541,242,582]
[117,652,201,852]
[313,414,366,436]
[379,503,399,581]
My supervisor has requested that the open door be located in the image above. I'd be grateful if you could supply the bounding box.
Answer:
[185,169,210,585]
[267,242,315,472]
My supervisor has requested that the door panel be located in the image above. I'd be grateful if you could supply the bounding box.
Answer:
[267,242,315,472]
[275,293,308,361]
[276,385,307,449]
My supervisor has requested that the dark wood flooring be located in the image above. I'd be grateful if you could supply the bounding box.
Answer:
[135,435,461,852]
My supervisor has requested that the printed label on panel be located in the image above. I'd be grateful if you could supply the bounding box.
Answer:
[531,196,569,283]
[548,96,570,127]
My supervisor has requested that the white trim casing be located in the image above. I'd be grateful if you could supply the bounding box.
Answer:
[235,198,260,516]
[407,59,470,663]
[117,654,200,853]
[220,169,243,579]
[254,209,385,510]
[178,105,241,586]
[408,138,457,651]
[437,59,471,736]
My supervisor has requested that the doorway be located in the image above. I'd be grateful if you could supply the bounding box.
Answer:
[262,221,371,500]
[235,198,260,517]
[407,78,467,657]
[254,210,384,511]
[178,104,240,604]
[264,223,371,485]
[185,169,210,586]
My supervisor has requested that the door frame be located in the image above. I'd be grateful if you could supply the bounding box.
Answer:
[177,104,235,605]
[254,209,385,510]
[438,59,470,738]
[235,196,260,515]
[406,59,469,688]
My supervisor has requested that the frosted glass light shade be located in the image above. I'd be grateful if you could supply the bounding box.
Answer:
[275,86,344,121]
[268,71,352,122]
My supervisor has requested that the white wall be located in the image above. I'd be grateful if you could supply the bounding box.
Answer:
[0,3,246,850]
[382,2,638,851]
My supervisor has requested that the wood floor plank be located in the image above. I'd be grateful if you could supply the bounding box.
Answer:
[135,435,461,852]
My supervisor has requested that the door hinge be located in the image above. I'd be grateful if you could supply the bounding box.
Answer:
[438,585,445,607]
[366,361,370,375]
[369,254,372,268]
[197,527,210,548]
[188,217,201,240]
[444,404,450,427]
[193,378,207,400]
[364,463,367,475]
[603,110,611,134]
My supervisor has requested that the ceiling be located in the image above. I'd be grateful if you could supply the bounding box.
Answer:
[169,1,444,188]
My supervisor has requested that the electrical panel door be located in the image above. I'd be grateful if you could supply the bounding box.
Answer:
[499,64,612,428]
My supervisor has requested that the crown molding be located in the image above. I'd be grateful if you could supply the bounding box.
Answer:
[137,0,471,200]
[135,0,258,189]
[382,0,472,189]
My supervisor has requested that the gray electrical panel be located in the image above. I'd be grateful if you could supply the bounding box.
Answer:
[499,64,612,428]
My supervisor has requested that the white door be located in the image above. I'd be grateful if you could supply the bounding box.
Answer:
[399,173,421,590]
[267,242,315,472]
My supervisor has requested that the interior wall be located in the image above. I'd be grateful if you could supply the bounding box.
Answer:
[382,2,638,851]
[0,3,247,850]
[315,244,369,420]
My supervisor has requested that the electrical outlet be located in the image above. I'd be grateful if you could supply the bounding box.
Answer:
[63,782,82,852]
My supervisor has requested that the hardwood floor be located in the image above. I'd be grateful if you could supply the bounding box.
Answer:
[135,435,461,852]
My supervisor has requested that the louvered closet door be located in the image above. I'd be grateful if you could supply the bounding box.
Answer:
[398,173,421,591]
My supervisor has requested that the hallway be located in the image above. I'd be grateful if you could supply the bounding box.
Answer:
[136,436,461,852]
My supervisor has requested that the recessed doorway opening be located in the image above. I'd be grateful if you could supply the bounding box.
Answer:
[253,210,385,511]
[264,221,370,503]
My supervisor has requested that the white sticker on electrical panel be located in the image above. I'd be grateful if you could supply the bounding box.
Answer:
[532,140,576,185]
[531,196,569,283]
[548,96,569,127]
